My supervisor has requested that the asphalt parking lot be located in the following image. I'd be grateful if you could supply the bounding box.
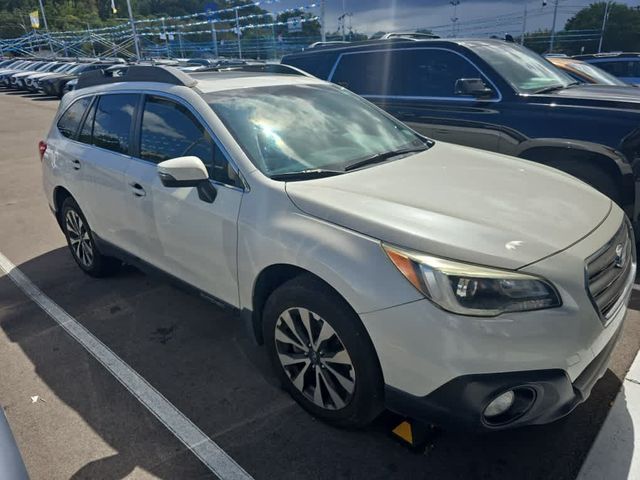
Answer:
[1,90,640,480]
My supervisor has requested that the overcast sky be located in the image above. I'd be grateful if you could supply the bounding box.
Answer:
[266,0,640,37]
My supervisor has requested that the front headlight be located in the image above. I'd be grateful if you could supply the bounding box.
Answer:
[383,244,561,317]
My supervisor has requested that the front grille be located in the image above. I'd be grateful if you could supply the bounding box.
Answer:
[586,219,636,325]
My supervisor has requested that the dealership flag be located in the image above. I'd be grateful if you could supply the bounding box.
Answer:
[29,10,39,29]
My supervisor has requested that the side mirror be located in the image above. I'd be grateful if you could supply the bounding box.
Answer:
[157,156,217,203]
[454,78,494,99]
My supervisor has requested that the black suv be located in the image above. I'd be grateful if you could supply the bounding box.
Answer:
[283,39,640,225]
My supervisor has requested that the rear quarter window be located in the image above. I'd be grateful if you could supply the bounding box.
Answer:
[57,96,92,139]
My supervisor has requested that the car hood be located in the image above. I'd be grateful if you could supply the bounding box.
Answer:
[0,69,25,76]
[546,84,640,103]
[28,71,62,80]
[12,71,38,78]
[285,142,612,270]
[44,73,74,83]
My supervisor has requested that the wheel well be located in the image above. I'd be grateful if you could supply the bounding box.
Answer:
[519,147,624,203]
[250,264,340,344]
[53,186,73,226]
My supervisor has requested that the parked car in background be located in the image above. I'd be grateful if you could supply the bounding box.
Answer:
[25,62,78,92]
[42,65,635,431]
[0,60,44,86]
[574,52,640,84]
[283,39,640,227]
[39,63,110,98]
[546,56,629,86]
[10,61,61,90]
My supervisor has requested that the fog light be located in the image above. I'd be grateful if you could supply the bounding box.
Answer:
[484,390,515,418]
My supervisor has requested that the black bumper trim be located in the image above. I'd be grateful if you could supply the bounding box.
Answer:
[385,322,623,430]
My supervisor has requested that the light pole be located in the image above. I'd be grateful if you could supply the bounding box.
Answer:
[87,23,96,56]
[210,18,218,58]
[178,25,185,58]
[521,1,528,45]
[235,7,242,59]
[598,1,611,53]
[37,0,55,53]
[320,0,326,43]
[125,0,141,60]
[548,0,559,52]
[450,0,460,38]
[161,18,170,58]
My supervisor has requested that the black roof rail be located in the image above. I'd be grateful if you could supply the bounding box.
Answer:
[76,65,197,89]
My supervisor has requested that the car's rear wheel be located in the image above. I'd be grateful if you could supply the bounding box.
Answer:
[263,274,384,428]
[61,197,120,277]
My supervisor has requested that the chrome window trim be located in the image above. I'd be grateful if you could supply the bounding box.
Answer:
[326,46,502,103]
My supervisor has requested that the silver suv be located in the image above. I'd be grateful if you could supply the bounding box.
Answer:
[41,65,635,430]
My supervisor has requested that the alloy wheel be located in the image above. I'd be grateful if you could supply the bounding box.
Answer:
[65,209,94,268]
[274,307,355,410]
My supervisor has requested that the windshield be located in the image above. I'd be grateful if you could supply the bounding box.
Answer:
[68,64,94,74]
[564,61,627,86]
[52,63,73,73]
[469,42,575,94]
[207,83,427,177]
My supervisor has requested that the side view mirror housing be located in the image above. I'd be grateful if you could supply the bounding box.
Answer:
[454,78,495,99]
[157,156,217,203]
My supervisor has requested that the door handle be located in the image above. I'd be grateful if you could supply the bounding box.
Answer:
[71,159,81,170]
[130,182,146,197]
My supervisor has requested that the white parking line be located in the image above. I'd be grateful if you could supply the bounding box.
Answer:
[0,251,254,480]
[577,350,640,480]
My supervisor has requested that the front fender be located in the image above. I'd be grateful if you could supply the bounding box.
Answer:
[236,183,422,317]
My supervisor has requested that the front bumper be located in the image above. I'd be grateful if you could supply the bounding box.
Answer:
[385,319,623,430]
[359,203,630,429]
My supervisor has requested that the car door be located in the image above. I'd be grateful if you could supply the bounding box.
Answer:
[329,47,504,152]
[124,93,244,306]
[76,92,140,249]
[51,95,94,211]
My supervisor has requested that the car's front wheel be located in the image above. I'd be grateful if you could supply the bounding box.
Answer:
[61,197,120,277]
[263,274,384,428]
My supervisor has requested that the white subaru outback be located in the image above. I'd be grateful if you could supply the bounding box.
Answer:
[41,65,636,430]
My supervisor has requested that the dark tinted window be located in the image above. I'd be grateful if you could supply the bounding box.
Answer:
[92,94,138,154]
[593,60,640,77]
[140,95,239,185]
[57,96,92,139]
[332,49,485,97]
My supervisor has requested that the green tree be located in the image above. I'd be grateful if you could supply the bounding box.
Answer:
[565,2,640,53]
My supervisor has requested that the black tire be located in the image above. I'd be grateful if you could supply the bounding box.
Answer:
[60,197,121,277]
[263,274,384,428]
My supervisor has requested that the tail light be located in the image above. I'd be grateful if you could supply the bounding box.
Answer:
[38,140,47,161]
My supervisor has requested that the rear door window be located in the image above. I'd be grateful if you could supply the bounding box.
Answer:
[57,96,93,139]
[92,93,139,155]
[331,48,488,98]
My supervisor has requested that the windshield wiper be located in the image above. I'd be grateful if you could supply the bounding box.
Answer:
[532,82,580,95]
[344,146,429,172]
[269,169,345,181]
